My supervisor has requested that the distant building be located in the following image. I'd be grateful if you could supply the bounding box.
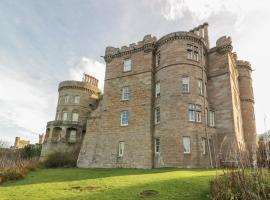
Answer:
[13,137,30,149]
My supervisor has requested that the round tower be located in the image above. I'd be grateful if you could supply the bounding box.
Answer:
[41,74,101,159]
[237,60,257,164]
[154,28,210,168]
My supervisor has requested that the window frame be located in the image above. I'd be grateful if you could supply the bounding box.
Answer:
[62,112,68,121]
[182,77,190,93]
[155,107,160,124]
[202,138,206,155]
[74,96,80,104]
[209,110,215,127]
[195,105,202,123]
[183,136,191,154]
[188,104,196,122]
[122,86,130,101]
[72,113,79,122]
[155,82,160,98]
[198,79,203,95]
[64,95,69,104]
[155,138,160,154]
[156,52,161,67]
[121,111,129,126]
[123,59,132,72]
[118,141,125,157]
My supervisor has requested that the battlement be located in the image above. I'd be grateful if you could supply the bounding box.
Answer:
[58,74,101,94]
[189,22,209,48]
[104,34,157,58]
[82,73,99,88]
[237,60,252,70]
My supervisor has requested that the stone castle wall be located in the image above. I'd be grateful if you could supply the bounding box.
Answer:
[41,23,259,169]
[40,75,101,160]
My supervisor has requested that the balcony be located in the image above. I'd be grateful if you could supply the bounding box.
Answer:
[47,120,84,128]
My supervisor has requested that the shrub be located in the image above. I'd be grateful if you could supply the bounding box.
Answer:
[209,169,270,200]
[20,144,42,158]
[43,151,77,168]
[0,148,40,184]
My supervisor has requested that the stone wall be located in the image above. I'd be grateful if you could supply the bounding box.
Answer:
[41,75,100,160]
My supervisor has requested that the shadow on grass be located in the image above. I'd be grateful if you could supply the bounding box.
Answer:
[1,168,214,187]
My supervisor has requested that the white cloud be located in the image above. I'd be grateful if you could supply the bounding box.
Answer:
[160,0,263,28]
[0,64,56,142]
[68,57,106,91]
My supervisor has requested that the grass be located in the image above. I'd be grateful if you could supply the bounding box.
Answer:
[0,168,217,200]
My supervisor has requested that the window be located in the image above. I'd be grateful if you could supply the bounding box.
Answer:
[196,105,202,123]
[187,44,193,59]
[74,96,80,104]
[155,107,160,124]
[209,111,215,127]
[63,112,68,121]
[64,95,69,104]
[70,130,76,142]
[124,59,131,72]
[156,52,160,67]
[189,104,202,122]
[202,138,206,155]
[182,77,190,93]
[198,80,203,95]
[194,46,199,61]
[188,104,196,122]
[155,82,160,98]
[187,44,200,61]
[118,141,125,157]
[122,87,129,100]
[155,138,160,154]
[183,136,191,154]
[72,113,79,122]
[121,111,129,126]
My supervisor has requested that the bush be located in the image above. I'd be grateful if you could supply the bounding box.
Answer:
[43,152,77,168]
[0,148,41,184]
[20,144,41,158]
[209,169,270,200]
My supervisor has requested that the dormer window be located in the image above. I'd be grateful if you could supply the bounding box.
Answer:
[124,59,131,72]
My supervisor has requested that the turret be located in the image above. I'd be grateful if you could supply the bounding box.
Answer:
[237,60,257,164]
[190,22,210,49]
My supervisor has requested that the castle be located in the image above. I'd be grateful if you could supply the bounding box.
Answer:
[41,23,257,168]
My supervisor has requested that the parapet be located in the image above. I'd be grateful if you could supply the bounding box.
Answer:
[104,34,157,62]
[59,74,101,95]
[216,36,233,54]
[237,60,252,70]
[82,73,99,88]
[189,22,210,48]
[157,31,206,47]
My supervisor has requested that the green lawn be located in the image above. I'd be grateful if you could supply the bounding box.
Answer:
[0,168,218,200]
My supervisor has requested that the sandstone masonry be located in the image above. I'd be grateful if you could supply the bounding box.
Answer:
[42,23,257,168]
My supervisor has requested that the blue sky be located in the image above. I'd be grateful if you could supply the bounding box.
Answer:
[0,0,270,145]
